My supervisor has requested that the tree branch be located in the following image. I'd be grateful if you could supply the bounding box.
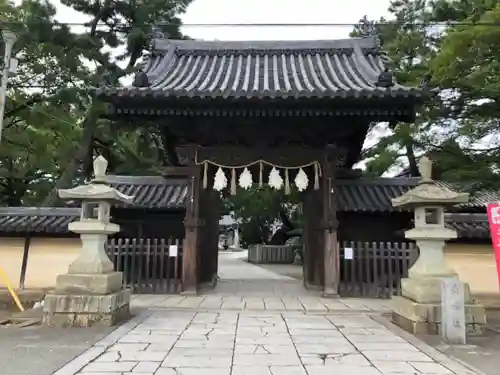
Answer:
[89,1,111,36]
[4,95,43,120]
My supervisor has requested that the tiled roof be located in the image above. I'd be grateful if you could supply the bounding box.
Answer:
[335,178,415,212]
[289,213,490,240]
[96,38,423,101]
[0,176,188,234]
[445,213,490,240]
[460,188,500,209]
[0,207,79,233]
[335,177,499,212]
[103,175,188,209]
[0,177,496,237]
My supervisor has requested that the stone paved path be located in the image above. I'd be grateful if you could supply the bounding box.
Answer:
[205,251,309,297]
[132,251,394,313]
[217,251,295,281]
[69,310,478,375]
[132,294,394,313]
[53,253,482,375]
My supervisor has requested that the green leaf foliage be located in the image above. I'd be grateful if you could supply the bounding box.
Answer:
[224,186,301,246]
[0,0,190,205]
[354,0,500,189]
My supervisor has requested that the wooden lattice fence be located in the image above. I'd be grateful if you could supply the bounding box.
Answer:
[106,237,183,294]
[339,241,419,298]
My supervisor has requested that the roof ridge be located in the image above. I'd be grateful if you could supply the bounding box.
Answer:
[175,47,359,57]
[152,37,378,54]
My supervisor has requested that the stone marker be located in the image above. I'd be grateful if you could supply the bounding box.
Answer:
[42,156,135,327]
[441,276,466,344]
[390,156,486,335]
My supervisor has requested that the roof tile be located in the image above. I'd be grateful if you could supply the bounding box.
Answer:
[445,213,490,240]
[97,38,423,100]
[0,207,79,234]
[103,175,188,208]
[0,176,188,233]
[335,177,499,212]
[0,177,496,238]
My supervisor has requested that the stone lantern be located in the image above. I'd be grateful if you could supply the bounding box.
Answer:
[42,156,135,327]
[391,156,486,334]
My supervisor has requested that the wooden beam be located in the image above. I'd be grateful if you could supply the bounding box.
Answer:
[168,119,368,148]
[104,100,418,125]
[19,234,31,289]
[181,146,324,167]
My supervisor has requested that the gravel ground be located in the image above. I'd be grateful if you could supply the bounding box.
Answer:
[412,310,500,375]
[417,329,500,375]
[0,306,143,375]
[0,309,12,320]
[0,325,114,375]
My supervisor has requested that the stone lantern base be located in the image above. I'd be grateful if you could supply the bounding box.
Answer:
[42,272,131,328]
[388,156,487,336]
[41,155,135,327]
[391,277,486,335]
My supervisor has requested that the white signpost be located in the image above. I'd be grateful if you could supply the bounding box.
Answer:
[344,247,353,260]
[441,277,466,344]
[169,245,178,257]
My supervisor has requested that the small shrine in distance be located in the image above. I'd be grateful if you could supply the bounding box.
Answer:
[391,156,486,334]
[42,156,134,327]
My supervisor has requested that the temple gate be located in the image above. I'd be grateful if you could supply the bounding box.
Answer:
[96,19,426,296]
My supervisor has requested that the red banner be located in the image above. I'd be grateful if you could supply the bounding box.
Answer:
[487,203,500,289]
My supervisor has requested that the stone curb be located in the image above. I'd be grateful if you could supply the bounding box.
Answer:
[371,314,487,375]
[51,310,152,375]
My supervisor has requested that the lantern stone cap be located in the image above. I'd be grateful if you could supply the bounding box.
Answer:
[58,183,135,204]
[57,155,134,204]
[391,156,469,208]
[93,155,108,181]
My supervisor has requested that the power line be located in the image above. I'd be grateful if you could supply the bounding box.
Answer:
[0,20,498,28]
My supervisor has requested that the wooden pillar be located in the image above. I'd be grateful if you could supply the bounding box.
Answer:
[302,193,313,286]
[322,149,339,297]
[182,170,201,294]
[209,190,221,283]
[303,188,324,289]
[197,188,219,285]
[197,189,209,283]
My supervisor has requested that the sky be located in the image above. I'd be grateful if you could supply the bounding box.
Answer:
[53,0,392,40]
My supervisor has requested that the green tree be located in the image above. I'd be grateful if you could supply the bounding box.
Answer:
[353,1,439,176]
[1,0,89,205]
[426,1,500,188]
[0,0,188,205]
[427,139,500,188]
[354,1,500,188]
[431,2,500,144]
[41,0,193,205]
[224,186,301,246]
